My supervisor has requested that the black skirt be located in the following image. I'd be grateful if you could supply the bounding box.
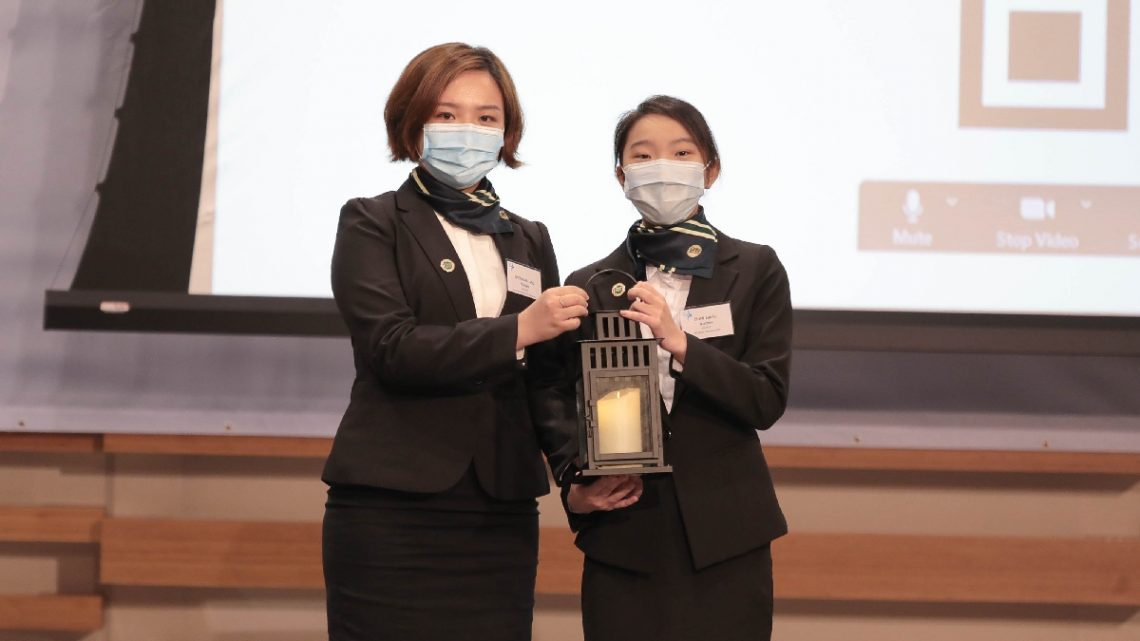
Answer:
[323,467,539,641]
[580,475,774,641]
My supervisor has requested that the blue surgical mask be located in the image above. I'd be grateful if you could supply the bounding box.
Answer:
[420,123,504,190]
[622,159,707,226]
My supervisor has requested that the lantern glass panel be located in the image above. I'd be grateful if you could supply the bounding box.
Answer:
[592,374,652,456]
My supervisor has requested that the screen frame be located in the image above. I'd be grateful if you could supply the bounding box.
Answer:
[42,289,1140,355]
[43,0,1140,357]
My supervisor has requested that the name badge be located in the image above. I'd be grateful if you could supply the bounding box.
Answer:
[506,260,541,300]
[681,302,734,339]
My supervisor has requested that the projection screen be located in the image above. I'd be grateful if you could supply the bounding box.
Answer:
[45,0,1140,353]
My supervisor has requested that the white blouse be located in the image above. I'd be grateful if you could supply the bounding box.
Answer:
[435,213,524,360]
[639,265,692,413]
[435,213,507,319]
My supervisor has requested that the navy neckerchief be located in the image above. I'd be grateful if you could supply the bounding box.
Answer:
[625,208,718,278]
[406,167,512,235]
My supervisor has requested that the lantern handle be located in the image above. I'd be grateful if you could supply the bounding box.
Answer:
[584,267,638,288]
[583,268,639,314]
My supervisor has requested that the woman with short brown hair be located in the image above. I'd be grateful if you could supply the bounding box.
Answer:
[383,42,525,168]
[321,42,585,640]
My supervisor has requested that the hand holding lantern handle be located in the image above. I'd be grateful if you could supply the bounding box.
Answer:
[620,281,687,365]
[516,285,589,350]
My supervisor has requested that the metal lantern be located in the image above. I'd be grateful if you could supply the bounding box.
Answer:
[577,271,672,476]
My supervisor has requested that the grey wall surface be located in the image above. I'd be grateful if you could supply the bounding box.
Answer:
[1,0,1137,451]
[0,0,350,437]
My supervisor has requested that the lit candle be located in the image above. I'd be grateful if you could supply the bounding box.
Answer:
[596,388,643,454]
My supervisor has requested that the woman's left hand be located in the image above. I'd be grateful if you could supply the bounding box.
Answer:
[620,282,687,363]
[567,475,643,513]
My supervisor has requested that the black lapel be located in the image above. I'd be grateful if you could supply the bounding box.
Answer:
[683,235,740,309]
[394,181,477,321]
[671,234,740,408]
[492,211,536,317]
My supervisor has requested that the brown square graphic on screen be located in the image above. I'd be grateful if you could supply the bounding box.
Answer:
[1008,11,1081,81]
[960,0,1130,130]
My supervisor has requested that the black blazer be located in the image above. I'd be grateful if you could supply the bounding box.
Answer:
[565,233,793,572]
[322,180,577,501]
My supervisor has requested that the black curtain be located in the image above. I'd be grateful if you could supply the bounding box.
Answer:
[72,0,215,291]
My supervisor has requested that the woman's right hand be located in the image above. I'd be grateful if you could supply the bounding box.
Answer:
[567,475,643,513]
[516,286,589,349]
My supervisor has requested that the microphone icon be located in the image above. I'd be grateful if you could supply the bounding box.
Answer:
[902,189,924,224]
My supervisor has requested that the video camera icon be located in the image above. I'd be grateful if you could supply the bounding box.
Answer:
[1019,196,1056,221]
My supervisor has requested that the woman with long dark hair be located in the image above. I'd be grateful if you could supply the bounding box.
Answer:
[565,95,793,641]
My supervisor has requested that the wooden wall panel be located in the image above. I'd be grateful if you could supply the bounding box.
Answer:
[774,533,1140,606]
[767,446,1140,475]
[0,506,103,543]
[3,432,1137,633]
[100,519,323,589]
[0,432,100,453]
[98,519,1140,606]
[536,528,582,596]
[102,434,332,459]
[94,434,1140,475]
[0,595,103,631]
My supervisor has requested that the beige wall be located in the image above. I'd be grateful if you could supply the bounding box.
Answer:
[1,449,1137,641]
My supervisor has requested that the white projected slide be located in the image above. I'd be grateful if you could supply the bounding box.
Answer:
[196,0,1140,316]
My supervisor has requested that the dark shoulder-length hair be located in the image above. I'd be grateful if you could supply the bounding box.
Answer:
[384,42,524,168]
[613,95,720,169]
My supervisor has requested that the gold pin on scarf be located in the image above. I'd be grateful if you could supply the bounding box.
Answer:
[687,244,703,258]
[440,259,456,273]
